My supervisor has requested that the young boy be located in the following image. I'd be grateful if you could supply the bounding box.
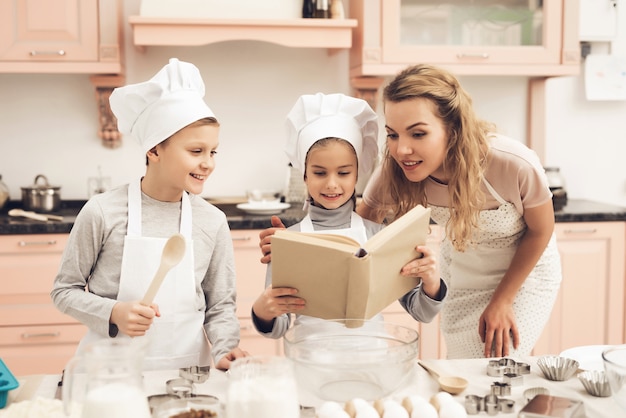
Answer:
[51,58,247,370]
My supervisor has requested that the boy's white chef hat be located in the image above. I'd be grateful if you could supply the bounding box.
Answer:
[109,58,215,154]
[286,92,379,178]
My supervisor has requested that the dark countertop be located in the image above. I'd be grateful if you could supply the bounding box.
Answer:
[1,198,625,235]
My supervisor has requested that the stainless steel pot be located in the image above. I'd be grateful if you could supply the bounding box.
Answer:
[21,174,61,212]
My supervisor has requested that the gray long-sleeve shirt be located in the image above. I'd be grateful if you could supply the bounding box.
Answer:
[252,200,447,338]
[50,184,239,365]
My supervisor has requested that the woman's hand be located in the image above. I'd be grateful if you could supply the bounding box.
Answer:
[479,300,520,357]
[400,245,440,299]
[110,301,160,337]
[259,216,286,264]
[252,286,305,325]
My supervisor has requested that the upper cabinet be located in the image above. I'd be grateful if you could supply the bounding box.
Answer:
[0,0,122,74]
[129,17,358,50]
[129,0,357,50]
[350,0,581,77]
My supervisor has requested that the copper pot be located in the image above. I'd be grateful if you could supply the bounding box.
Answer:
[21,174,61,213]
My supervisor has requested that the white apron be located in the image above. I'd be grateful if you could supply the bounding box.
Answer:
[296,212,384,328]
[77,180,208,370]
[431,179,561,359]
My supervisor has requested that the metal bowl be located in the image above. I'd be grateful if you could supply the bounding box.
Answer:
[602,345,626,411]
[283,319,419,402]
[537,356,579,381]
[578,370,611,397]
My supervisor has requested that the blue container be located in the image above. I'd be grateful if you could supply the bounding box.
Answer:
[0,358,19,408]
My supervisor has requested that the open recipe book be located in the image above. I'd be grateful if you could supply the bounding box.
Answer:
[271,204,432,320]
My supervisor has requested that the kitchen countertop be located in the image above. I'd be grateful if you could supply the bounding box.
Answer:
[3,356,625,417]
[0,198,625,235]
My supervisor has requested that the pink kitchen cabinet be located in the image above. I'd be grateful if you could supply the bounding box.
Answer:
[0,233,87,375]
[349,0,580,78]
[532,221,626,355]
[0,0,122,74]
[231,229,284,356]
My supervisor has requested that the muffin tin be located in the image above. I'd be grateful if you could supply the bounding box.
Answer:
[0,358,19,408]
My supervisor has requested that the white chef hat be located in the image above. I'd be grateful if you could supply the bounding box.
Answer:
[109,58,215,154]
[285,93,379,179]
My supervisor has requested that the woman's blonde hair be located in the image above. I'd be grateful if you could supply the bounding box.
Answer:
[381,64,493,251]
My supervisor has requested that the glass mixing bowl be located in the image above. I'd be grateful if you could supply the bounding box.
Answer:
[602,345,626,411]
[283,319,419,403]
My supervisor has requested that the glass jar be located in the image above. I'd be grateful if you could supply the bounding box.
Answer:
[544,167,566,191]
[0,175,9,211]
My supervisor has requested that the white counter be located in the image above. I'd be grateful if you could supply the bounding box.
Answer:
[5,356,624,417]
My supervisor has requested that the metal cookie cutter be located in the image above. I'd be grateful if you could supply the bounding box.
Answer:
[465,394,515,415]
[491,381,511,396]
[166,377,194,398]
[487,358,530,377]
[503,371,524,386]
[179,365,211,383]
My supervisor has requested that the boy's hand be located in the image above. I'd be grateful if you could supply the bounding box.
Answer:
[259,216,286,264]
[110,301,160,337]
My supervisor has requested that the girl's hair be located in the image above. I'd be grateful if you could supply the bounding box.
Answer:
[381,64,493,251]
[304,137,358,208]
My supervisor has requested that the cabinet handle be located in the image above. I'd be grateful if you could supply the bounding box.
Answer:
[29,50,66,56]
[562,228,597,235]
[232,236,252,241]
[22,332,61,339]
[18,239,57,247]
[456,53,489,59]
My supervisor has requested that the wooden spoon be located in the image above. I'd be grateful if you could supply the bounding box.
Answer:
[8,208,63,221]
[140,234,186,305]
[418,360,469,395]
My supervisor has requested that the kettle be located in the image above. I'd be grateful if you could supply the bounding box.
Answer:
[63,339,151,418]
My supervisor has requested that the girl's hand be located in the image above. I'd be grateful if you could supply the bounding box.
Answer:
[252,286,306,324]
[259,216,286,264]
[110,301,159,337]
[400,245,440,299]
[479,300,520,357]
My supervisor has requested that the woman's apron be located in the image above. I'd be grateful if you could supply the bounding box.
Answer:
[76,180,207,370]
[430,179,561,359]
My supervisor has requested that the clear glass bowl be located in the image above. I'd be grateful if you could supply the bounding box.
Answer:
[283,319,419,402]
[602,345,626,411]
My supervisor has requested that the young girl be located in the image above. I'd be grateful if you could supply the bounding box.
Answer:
[358,64,562,358]
[252,92,446,337]
[51,58,247,370]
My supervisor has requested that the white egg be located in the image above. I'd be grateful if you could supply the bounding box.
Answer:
[346,398,380,418]
[402,395,438,418]
[438,399,467,418]
[380,399,409,418]
[430,391,455,411]
[317,401,350,418]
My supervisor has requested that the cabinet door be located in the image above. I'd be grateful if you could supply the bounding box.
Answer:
[381,0,565,66]
[231,230,284,355]
[0,0,98,61]
[533,222,626,355]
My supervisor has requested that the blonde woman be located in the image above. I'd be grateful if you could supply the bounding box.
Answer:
[357,64,562,358]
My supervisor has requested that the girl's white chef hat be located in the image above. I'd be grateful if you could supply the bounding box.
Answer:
[285,92,379,178]
[109,58,215,154]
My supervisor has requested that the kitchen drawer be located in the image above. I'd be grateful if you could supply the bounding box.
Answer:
[238,317,283,357]
[0,234,68,254]
[0,323,86,346]
[0,343,79,375]
[0,296,81,326]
